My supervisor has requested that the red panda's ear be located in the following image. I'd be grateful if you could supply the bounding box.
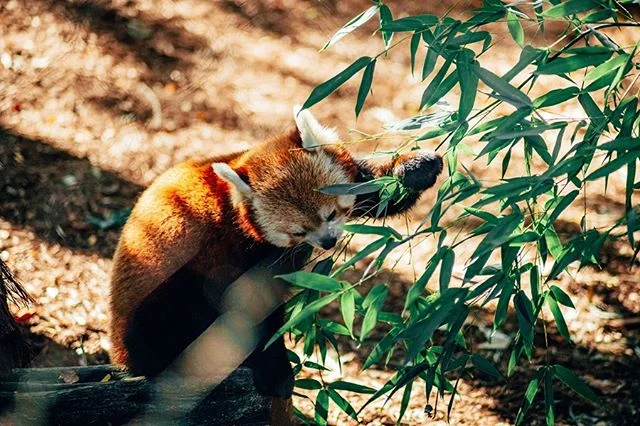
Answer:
[212,163,253,204]
[293,106,339,151]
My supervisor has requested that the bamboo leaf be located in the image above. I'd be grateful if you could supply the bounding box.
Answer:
[544,370,555,426]
[355,59,376,117]
[533,86,580,108]
[471,353,504,380]
[474,66,532,108]
[314,390,330,426]
[542,0,600,18]
[340,290,356,337]
[343,223,401,239]
[329,380,376,394]
[327,388,358,421]
[554,364,601,403]
[515,370,542,425]
[277,271,342,292]
[536,53,612,75]
[439,247,455,294]
[379,5,394,48]
[322,6,379,50]
[507,12,524,47]
[547,293,571,342]
[457,49,479,121]
[381,14,439,32]
[301,56,372,110]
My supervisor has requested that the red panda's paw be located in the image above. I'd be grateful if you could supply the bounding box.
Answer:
[393,150,443,191]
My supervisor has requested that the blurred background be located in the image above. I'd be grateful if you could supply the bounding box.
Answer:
[0,0,638,424]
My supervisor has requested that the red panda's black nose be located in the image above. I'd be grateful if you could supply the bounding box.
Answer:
[320,236,337,250]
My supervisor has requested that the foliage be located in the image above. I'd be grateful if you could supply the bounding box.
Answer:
[282,1,639,424]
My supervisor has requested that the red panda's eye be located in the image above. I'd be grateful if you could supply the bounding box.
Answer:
[292,231,306,237]
[326,210,337,221]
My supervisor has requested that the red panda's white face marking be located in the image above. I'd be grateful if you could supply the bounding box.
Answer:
[213,108,357,248]
[248,148,356,248]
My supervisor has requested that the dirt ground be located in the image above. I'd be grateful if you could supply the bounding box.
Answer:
[1,0,639,425]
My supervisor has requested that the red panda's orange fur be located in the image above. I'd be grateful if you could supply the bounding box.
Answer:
[109,129,358,370]
[108,120,442,410]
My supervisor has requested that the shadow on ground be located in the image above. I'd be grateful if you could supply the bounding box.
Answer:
[0,127,142,258]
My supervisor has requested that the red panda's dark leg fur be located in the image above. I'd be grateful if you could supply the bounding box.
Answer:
[352,151,443,218]
[0,259,32,371]
[244,305,294,398]
[242,245,312,398]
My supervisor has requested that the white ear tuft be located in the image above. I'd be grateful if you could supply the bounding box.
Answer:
[212,163,253,203]
[293,105,339,150]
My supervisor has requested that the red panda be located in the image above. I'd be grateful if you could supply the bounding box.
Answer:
[108,108,442,399]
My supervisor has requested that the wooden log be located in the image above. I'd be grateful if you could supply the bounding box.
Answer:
[0,365,271,425]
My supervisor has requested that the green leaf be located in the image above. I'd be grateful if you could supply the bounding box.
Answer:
[301,56,372,110]
[457,49,479,121]
[381,14,439,32]
[474,66,532,108]
[322,6,379,50]
[536,53,612,75]
[266,292,340,348]
[329,380,376,394]
[579,92,604,122]
[276,271,342,292]
[361,284,388,341]
[597,137,640,151]
[410,32,420,75]
[340,290,356,337]
[397,380,413,424]
[439,247,454,294]
[471,353,504,380]
[405,248,444,309]
[402,290,465,362]
[515,291,535,357]
[314,390,329,426]
[333,237,388,276]
[544,370,555,426]
[422,43,438,81]
[507,12,524,47]
[516,371,542,425]
[586,151,640,181]
[421,63,459,109]
[295,378,323,390]
[363,283,388,309]
[356,59,376,117]
[363,328,400,369]
[379,5,394,48]
[542,0,600,17]
[494,278,514,329]
[463,206,499,223]
[530,265,541,305]
[544,227,563,259]
[361,301,380,341]
[548,189,579,225]
[327,388,358,421]
[547,293,571,342]
[503,45,543,82]
[470,212,523,261]
[549,285,575,308]
[584,53,630,84]
[533,86,580,108]
[342,223,401,239]
[554,364,601,403]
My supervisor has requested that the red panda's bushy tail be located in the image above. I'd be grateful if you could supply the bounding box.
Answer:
[0,259,32,371]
